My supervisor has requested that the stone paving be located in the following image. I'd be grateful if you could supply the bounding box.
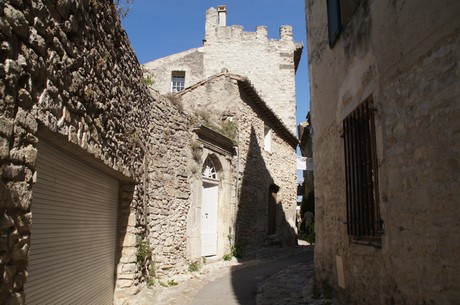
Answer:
[255,260,340,305]
[255,261,314,305]
[131,241,340,305]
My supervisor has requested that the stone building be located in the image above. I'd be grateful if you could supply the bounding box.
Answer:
[178,72,299,259]
[0,1,192,304]
[144,5,303,134]
[143,6,302,259]
[305,0,460,304]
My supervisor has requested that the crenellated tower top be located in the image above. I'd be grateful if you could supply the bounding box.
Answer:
[204,6,294,44]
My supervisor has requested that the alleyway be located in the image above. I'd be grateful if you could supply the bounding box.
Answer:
[191,249,313,305]
[133,243,317,305]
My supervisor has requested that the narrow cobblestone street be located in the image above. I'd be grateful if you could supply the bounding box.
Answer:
[132,242,326,305]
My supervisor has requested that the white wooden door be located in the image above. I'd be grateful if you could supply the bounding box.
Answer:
[201,182,218,256]
[26,141,119,305]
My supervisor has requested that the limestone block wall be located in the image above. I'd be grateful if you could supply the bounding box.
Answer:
[306,0,460,304]
[0,1,191,303]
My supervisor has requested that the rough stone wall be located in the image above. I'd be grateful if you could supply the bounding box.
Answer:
[144,90,193,277]
[306,0,460,304]
[0,1,191,304]
[144,7,301,134]
[179,74,298,251]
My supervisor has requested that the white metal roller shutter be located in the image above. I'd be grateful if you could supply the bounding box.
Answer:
[26,141,119,305]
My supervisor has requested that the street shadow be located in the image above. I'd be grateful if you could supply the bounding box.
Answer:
[234,126,297,253]
[232,126,300,304]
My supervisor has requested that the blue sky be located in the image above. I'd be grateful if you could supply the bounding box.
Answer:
[121,0,310,126]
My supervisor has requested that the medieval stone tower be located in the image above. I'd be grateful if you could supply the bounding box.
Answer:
[144,5,303,133]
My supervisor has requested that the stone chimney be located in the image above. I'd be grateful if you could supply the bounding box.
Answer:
[280,25,293,41]
[218,5,227,26]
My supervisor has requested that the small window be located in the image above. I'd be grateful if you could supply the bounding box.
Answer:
[264,125,272,152]
[171,71,185,92]
[327,0,342,48]
[343,98,383,239]
[327,0,363,48]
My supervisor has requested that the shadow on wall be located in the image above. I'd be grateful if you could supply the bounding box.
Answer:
[231,126,297,304]
[234,126,297,253]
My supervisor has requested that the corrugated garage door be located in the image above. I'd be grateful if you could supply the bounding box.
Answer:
[26,141,119,305]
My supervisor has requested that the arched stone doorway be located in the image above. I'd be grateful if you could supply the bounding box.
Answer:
[187,125,235,261]
[201,157,219,256]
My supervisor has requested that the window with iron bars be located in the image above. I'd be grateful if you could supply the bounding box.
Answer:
[343,98,383,241]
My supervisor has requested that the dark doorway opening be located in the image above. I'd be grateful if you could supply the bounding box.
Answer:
[268,184,280,234]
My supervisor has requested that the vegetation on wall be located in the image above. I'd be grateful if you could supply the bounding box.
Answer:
[190,108,213,127]
[223,229,243,260]
[188,261,200,272]
[189,107,239,143]
[115,0,134,19]
[137,239,152,266]
[220,119,238,142]
[141,65,155,87]
[165,93,184,112]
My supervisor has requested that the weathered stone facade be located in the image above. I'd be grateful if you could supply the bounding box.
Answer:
[144,91,193,277]
[305,0,460,304]
[0,1,191,304]
[144,6,303,133]
[178,73,298,253]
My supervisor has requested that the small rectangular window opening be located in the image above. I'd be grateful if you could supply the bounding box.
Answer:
[327,0,363,48]
[171,71,185,92]
[327,0,342,48]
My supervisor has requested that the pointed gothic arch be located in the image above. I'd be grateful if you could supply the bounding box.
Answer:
[202,157,218,180]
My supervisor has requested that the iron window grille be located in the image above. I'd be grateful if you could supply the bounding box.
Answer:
[343,99,383,239]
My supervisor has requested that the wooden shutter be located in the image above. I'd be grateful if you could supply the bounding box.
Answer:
[327,0,343,47]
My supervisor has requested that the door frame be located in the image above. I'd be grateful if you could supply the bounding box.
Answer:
[201,179,219,256]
